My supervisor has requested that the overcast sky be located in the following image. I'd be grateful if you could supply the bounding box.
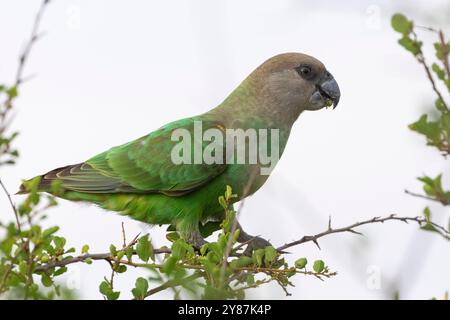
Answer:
[0,0,449,299]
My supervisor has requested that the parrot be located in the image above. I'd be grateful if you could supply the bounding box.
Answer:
[18,52,340,252]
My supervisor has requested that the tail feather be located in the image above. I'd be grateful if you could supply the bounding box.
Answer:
[17,163,143,195]
[17,164,78,194]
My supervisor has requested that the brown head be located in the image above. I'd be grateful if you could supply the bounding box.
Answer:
[252,52,340,113]
[210,52,341,128]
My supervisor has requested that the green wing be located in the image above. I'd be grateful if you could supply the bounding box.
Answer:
[35,118,227,195]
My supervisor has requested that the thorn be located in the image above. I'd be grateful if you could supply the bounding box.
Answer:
[348,229,364,236]
[313,239,321,250]
[328,216,332,230]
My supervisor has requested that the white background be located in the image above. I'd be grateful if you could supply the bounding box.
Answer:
[0,0,449,299]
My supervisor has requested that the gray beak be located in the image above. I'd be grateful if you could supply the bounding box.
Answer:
[317,72,340,109]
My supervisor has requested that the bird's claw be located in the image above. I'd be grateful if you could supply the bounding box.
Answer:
[242,236,273,256]
[185,231,208,250]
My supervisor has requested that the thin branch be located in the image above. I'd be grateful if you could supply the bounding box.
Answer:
[121,222,127,248]
[277,214,450,252]
[438,30,450,79]
[35,248,171,272]
[0,179,23,240]
[411,30,448,110]
[143,273,203,299]
[415,25,439,33]
[405,189,449,206]
[35,213,449,273]
[220,167,258,285]
[13,0,50,87]
[0,0,50,167]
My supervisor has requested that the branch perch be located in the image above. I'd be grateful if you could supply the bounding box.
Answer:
[277,214,449,252]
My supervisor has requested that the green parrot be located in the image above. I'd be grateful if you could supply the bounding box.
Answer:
[18,53,340,251]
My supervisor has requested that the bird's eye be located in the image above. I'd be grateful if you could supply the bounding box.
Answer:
[300,66,311,75]
[295,65,313,79]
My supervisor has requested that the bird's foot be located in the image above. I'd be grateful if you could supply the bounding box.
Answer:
[242,236,273,256]
[185,230,208,250]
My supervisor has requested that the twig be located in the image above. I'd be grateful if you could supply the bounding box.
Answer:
[35,212,449,274]
[415,25,439,33]
[405,189,449,206]
[0,265,13,293]
[0,179,23,240]
[277,214,450,252]
[411,30,448,110]
[121,222,127,248]
[438,30,450,79]
[219,167,258,285]
[142,273,202,299]
[35,247,171,272]
[2,0,50,116]
[13,0,49,87]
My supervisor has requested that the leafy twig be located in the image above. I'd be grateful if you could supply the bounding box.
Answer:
[405,189,450,206]
[219,168,258,285]
[143,273,203,299]
[35,247,171,272]
[411,31,448,110]
[0,179,23,238]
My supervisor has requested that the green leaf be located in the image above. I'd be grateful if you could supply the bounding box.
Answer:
[423,207,431,222]
[435,98,447,113]
[116,251,125,261]
[207,242,223,260]
[217,233,228,252]
[99,281,120,300]
[41,273,53,287]
[391,14,413,35]
[264,246,278,266]
[54,266,67,276]
[125,246,133,261]
[53,236,66,250]
[81,244,89,254]
[218,195,227,209]
[434,42,450,61]
[166,231,180,242]
[229,256,254,269]
[42,226,59,238]
[398,36,422,56]
[136,235,153,262]
[245,274,255,285]
[131,277,149,300]
[18,261,27,275]
[109,244,117,256]
[295,257,308,269]
[99,281,110,295]
[200,243,209,256]
[432,63,446,80]
[6,86,18,98]
[225,185,233,200]
[116,265,127,273]
[171,239,187,260]
[409,113,450,153]
[66,247,76,254]
[313,260,325,273]
[252,249,265,267]
[162,256,178,274]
